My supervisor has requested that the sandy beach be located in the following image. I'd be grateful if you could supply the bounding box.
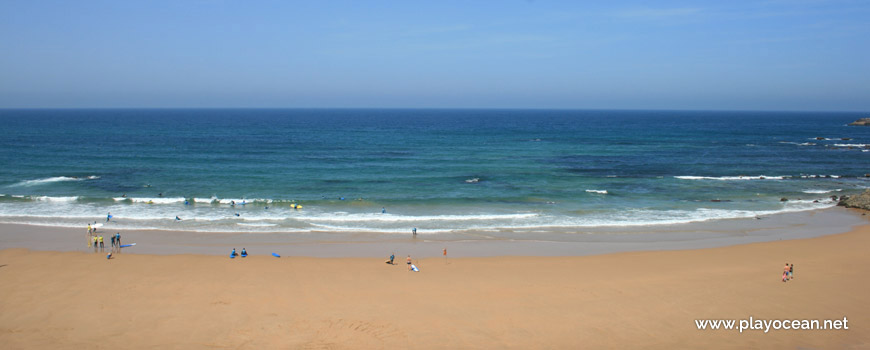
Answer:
[1,211,869,349]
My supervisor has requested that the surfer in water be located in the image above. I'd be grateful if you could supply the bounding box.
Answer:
[106,212,112,222]
[175,216,181,221]
[382,207,386,214]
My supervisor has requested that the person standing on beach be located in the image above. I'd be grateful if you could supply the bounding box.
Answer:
[93,236,98,252]
[98,235,104,250]
[116,232,121,247]
[412,228,416,237]
[783,263,790,282]
[789,264,794,280]
[406,255,412,271]
[110,234,116,249]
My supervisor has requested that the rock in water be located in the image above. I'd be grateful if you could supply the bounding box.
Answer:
[848,118,870,126]
[838,190,870,210]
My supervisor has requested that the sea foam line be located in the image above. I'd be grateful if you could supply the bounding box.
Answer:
[10,176,99,187]
[674,175,789,181]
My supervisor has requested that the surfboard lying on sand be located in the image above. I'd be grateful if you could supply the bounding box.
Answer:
[411,264,419,272]
[271,253,281,258]
[119,243,136,248]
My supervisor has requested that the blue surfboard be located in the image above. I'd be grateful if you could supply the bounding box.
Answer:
[119,243,136,248]
[271,253,281,258]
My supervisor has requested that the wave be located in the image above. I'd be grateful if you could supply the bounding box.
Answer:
[802,189,842,194]
[674,175,789,181]
[585,189,608,194]
[10,176,99,187]
[798,175,841,179]
[113,197,187,204]
[0,199,839,233]
[34,196,79,202]
[236,222,278,227]
[832,144,869,148]
[303,212,540,223]
[779,141,816,146]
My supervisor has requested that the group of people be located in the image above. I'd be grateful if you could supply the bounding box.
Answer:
[782,263,795,282]
[87,223,122,253]
[384,248,447,272]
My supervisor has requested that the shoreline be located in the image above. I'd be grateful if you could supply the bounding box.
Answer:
[0,206,866,258]
[1,211,868,348]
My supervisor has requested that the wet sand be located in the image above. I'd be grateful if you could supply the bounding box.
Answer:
[0,211,868,349]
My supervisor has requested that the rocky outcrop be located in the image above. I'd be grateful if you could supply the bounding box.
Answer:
[838,190,870,210]
[848,118,870,126]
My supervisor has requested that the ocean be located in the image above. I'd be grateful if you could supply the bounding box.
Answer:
[0,109,868,235]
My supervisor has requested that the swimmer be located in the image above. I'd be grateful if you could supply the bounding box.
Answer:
[382,207,386,214]
[234,213,240,217]
[175,216,181,221]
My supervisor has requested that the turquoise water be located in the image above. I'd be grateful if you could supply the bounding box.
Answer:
[0,109,868,234]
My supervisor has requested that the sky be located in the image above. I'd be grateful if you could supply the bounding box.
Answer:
[0,0,868,111]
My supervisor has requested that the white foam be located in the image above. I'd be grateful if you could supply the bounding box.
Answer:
[34,196,79,202]
[832,144,868,148]
[801,189,842,194]
[236,222,278,227]
[585,189,608,194]
[303,212,539,223]
[799,175,841,178]
[10,176,99,187]
[307,223,454,234]
[674,175,789,181]
[194,197,218,204]
[128,197,186,204]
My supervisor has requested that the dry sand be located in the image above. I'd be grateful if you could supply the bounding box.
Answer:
[1,219,870,349]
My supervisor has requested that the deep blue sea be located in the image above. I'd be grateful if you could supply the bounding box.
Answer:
[0,109,868,234]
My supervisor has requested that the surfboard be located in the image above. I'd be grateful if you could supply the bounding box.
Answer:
[241,253,247,258]
[119,243,136,248]
[271,253,281,258]
[411,264,419,272]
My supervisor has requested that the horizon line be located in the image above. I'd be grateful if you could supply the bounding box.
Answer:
[0,106,867,114]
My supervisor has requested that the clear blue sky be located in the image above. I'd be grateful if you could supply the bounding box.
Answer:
[1,0,868,111]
